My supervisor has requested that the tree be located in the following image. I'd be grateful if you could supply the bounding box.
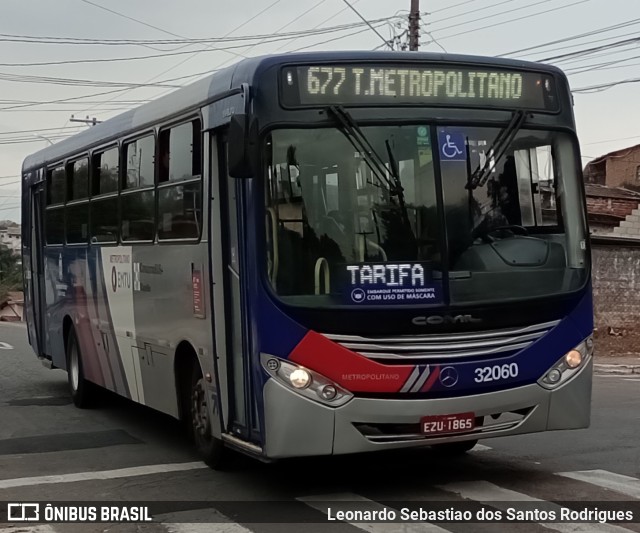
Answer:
[0,245,22,301]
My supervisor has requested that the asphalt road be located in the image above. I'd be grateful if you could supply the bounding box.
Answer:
[0,322,638,533]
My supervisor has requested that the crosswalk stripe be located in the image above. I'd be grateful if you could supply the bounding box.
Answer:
[0,527,56,533]
[557,470,640,499]
[437,480,630,533]
[473,444,492,452]
[298,493,452,533]
[165,523,252,533]
[0,462,207,490]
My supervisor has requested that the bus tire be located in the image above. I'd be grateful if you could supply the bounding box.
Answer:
[432,439,478,455]
[190,364,227,469]
[66,327,97,408]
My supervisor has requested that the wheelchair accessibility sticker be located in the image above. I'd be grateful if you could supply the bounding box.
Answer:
[438,130,467,162]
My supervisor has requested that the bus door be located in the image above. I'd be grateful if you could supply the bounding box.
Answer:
[27,177,47,357]
[209,131,259,444]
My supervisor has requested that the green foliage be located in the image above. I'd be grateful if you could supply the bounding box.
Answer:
[0,245,22,300]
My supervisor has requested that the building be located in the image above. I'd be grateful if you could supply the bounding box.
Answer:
[583,143,640,190]
[585,184,640,236]
[0,225,21,255]
[0,291,23,321]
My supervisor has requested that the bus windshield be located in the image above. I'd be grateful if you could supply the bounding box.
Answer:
[264,124,587,307]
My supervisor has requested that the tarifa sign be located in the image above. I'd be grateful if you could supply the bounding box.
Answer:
[345,263,442,305]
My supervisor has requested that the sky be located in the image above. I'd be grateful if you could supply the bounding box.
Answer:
[1,0,639,223]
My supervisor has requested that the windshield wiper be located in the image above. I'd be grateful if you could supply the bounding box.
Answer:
[326,105,411,228]
[466,110,527,190]
[327,106,395,189]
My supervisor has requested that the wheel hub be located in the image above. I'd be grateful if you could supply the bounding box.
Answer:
[191,379,210,437]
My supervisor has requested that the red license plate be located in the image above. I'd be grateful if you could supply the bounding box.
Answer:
[420,412,475,435]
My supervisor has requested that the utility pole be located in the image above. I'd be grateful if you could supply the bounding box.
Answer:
[70,115,102,126]
[409,0,420,51]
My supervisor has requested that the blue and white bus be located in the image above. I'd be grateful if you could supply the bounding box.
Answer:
[22,51,593,467]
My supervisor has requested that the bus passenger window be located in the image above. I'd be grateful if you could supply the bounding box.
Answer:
[66,203,89,244]
[158,121,201,183]
[122,191,155,242]
[68,159,89,201]
[46,166,65,206]
[91,197,118,243]
[45,207,64,245]
[157,119,202,241]
[92,147,119,195]
[125,135,155,189]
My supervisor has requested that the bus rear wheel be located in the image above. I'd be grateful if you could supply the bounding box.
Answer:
[432,440,478,455]
[190,365,227,469]
[66,327,97,408]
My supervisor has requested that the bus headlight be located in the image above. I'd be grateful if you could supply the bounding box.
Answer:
[289,368,311,389]
[565,350,582,369]
[538,335,593,390]
[261,353,353,407]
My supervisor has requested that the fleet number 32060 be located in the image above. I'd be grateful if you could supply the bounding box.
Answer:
[474,363,519,383]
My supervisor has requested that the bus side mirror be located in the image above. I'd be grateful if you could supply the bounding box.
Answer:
[228,114,257,179]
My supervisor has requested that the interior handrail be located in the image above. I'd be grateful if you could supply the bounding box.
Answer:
[314,257,330,295]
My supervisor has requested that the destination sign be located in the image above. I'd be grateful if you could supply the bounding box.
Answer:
[281,64,558,111]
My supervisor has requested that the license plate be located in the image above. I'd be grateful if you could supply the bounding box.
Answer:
[420,412,475,435]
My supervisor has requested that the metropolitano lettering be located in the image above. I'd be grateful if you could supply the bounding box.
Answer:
[307,67,524,101]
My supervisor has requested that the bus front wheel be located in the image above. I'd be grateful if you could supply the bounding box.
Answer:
[66,327,97,408]
[190,365,226,469]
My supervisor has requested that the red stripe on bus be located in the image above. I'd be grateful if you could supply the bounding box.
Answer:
[420,366,441,392]
[289,331,414,393]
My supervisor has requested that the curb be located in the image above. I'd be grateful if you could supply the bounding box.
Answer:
[594,363,640,376]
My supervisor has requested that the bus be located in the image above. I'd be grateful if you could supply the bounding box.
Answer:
[22,51,593,468]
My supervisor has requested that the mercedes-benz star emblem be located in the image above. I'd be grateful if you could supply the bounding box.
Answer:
[439,366,459,388]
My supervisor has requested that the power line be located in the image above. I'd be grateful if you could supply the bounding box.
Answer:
[340,0,391,49]
[428,0,517,26]
[537,36,640,62]
[0,125,85,135]
[275,0,361,52]
[433,0,590,41]
[0,71,180,89]
[78,0,245,59]
[572,76,640,93]
[499,18,640,57]
[429,0,479,14]
[584,134,640,146]
[429,0,555,34]
[79,0,286,115]
[0,19,397,67]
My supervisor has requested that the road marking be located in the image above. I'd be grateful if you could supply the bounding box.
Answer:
[437,480,629,533]
[473,444,492,452]
[0,342,13,350]
[623,378,640,382]
[299,493,452,533]
[165,524,252,533]
[0,462,207,490]
[0,526,56,533]
[557,470,640,499]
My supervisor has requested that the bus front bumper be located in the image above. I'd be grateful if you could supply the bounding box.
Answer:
[261,359,592,459]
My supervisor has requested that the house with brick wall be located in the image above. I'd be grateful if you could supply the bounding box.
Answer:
[583,145,640,239]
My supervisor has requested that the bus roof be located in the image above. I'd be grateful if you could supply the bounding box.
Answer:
[23,50,565,172]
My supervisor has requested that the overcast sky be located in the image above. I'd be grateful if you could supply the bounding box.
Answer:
[1,0,638,223]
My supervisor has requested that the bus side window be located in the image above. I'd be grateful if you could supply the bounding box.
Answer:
[122,134,156,242]
[90,147,120,244]
[45,166,65,245]
[157,119,202,241]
